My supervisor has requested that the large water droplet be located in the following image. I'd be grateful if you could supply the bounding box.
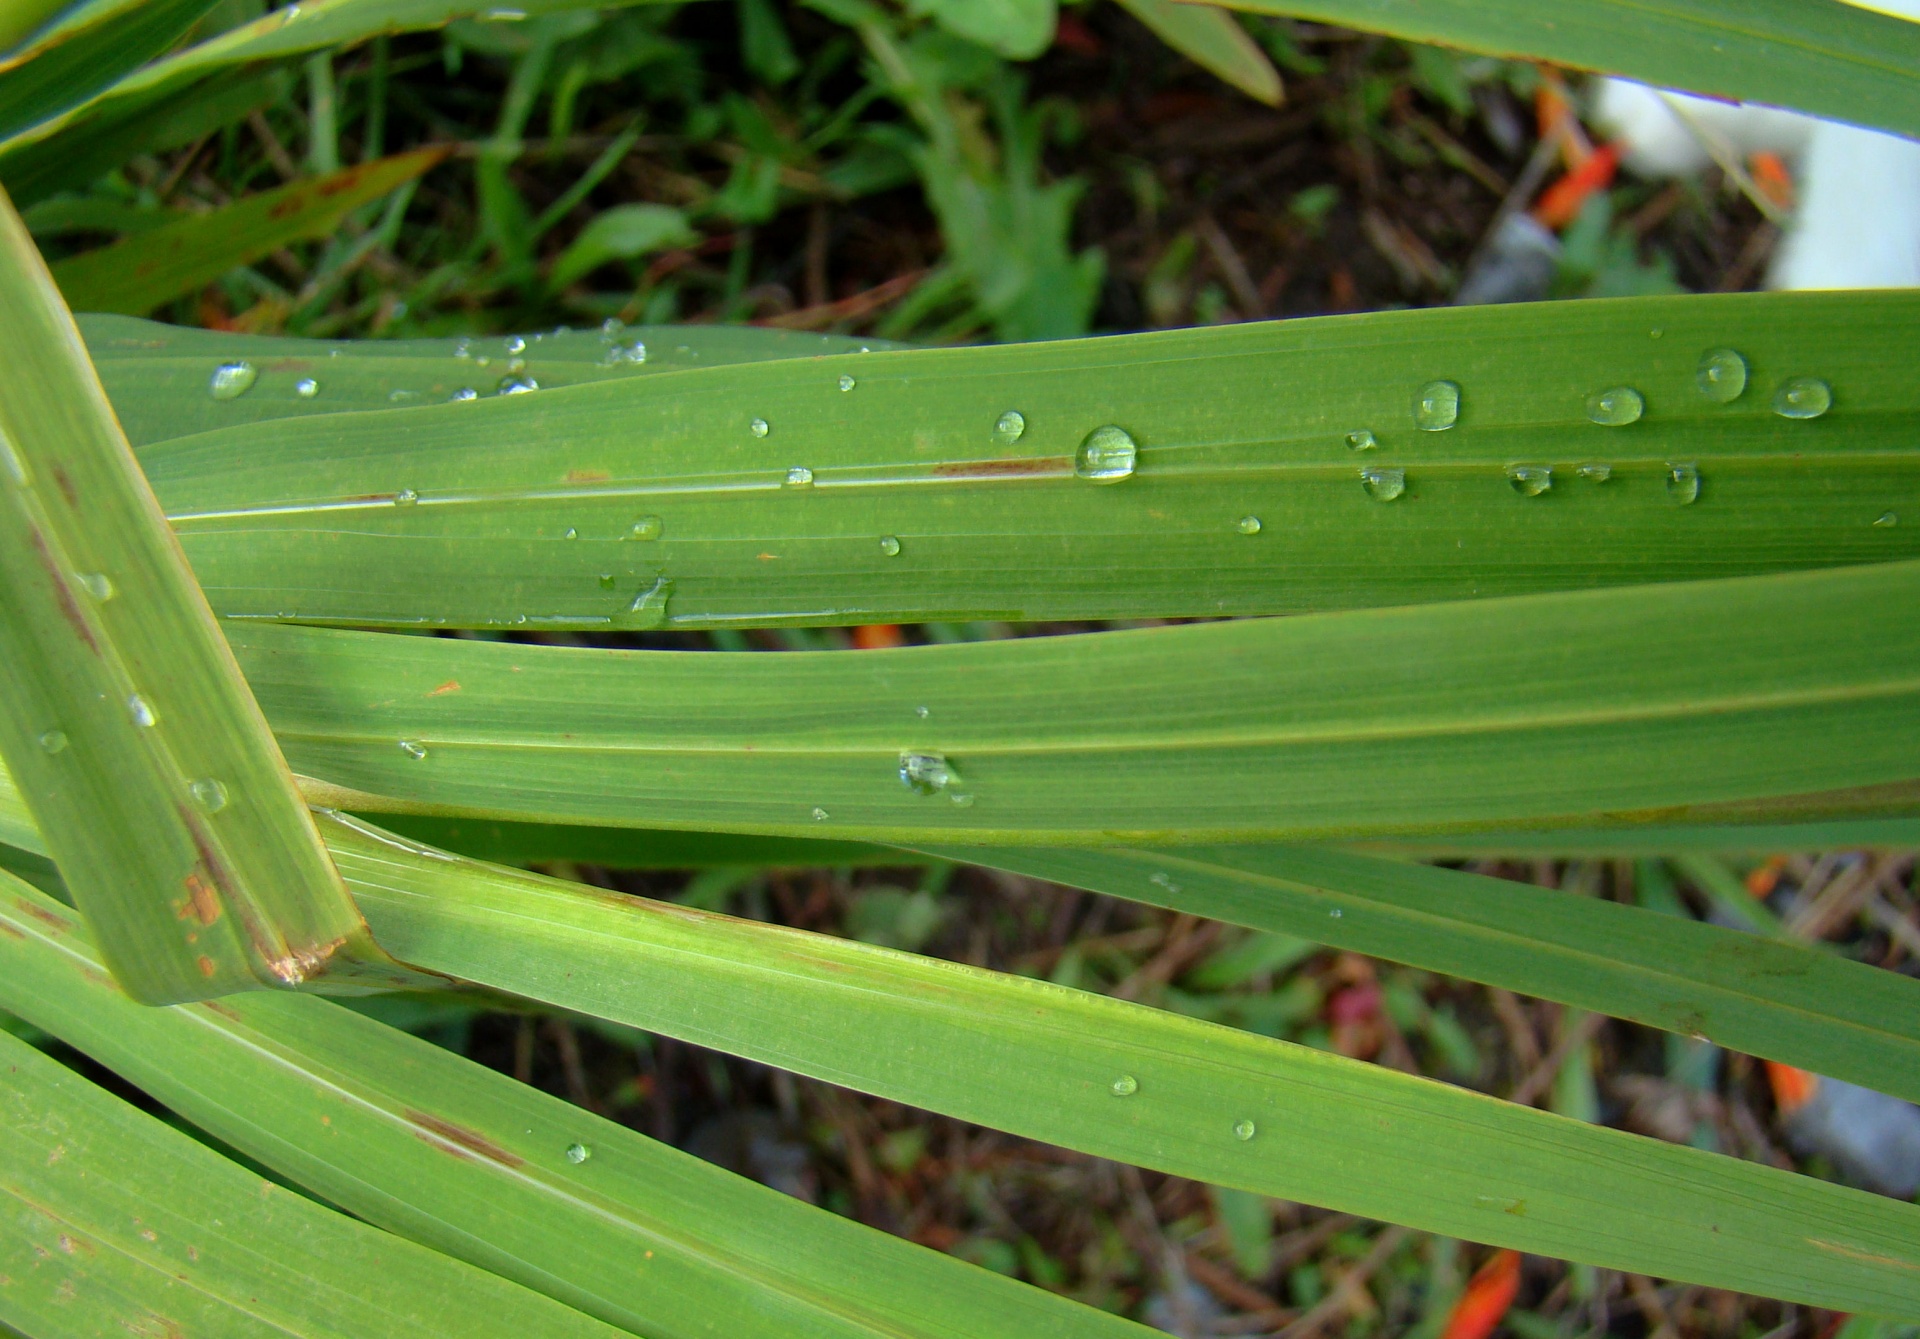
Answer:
[399,739,428,760]
[1575,463,1613,483]
[1695,348,1747,403]
[1360,467,1405,502]
[1413,380,1459,431]
[628,515,663,541]
[450,387,478,402]
[785,466,814,487]
[77,572,113,600]
[1585,386,1644,427]
[127,694,156,727]
[295,378,319,399]
[497,374,538,395]
[626,576,673,629]
[1507,465,1552,497]
[993,410,1027,444]
[838,374,856,392]
[1232,1119,1256,1141]
[1666,463,1701,505]
[1874,511,1898,528]
[1346,429,1378,452]
[564,528,579,540]
[1075,425,1137,482]
[812,807,830,821]
[1111,1075,1139,1097]
[394,489,419,506]
[189,778,229,813]
[1236,515,1262,535]
[879,535,902,556]
[749,418,770,438]
[565,1142,591,1164]
[209,362,257,400]
[505,335,527,355]
[37,729,67,754]
[1773,377,1832,420]
[899,751,956,796]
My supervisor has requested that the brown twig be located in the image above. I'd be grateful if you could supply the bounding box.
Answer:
[1509,1009,1605,1108]
[1271,1226,1409,1339]
[755,268,929,330]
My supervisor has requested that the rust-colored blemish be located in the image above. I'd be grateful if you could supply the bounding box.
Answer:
[757,552,780,561]
[0,922,23,940]
[427,680,462,696]
[565,469,610,483]
[48,464,78,510]
[196,955,216,977]
[344,492,399,504]
[266,192,309,220]
[405,1110,525,1167]
[932,456,1060,478]
[266,937,346,986]
[15,898,69,931]
[199,999,242,1022]
[176,870,222,927]
[26,528,98,656]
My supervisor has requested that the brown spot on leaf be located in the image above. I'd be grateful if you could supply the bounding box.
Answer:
[199,1000,242,1022]
[15,898,69,931]
[176,871,222,927]
[932,456,1063,478]
[565,469,611,483]
[406,1111,524,1167]
[427,680,462,696]
[48,464,78,510]
[196,955,216,977]
[26,527,99,655]
[0,923,23,940]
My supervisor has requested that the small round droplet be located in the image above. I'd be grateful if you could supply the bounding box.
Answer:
[785,466,814,487]
[1773,377,1832,420]
[1075,425,1137,482]
[993,410,1027,444]
[1666,463,1701,505]
[505,335,527,354]
[1346,429,1378,452]
[209,362,258,400]
[189,778,229,813]
[565,1142,591,1164]
[1329,907,1343,919]
[879,535,902,556]
[295,378,319,398]
[497,374,538,395]
[812,807,829,821]
[1232,1120,1256,1141]
[1236,515,1262,535]
[394,488,419,506]
[1360,467,1406,502]
[914,706,930,719]
[563,527,578,540]
[1874,511,1898,528]
[1111,1075,1139,1097]
[127,694,156,728]
[1585,386,1644,427]
[1413,380,1460,431]
[749,418,770,438]
[1695,348,1748,403]
[628,515,663,541]
[77,572,112,600]
[37,729,67,754]
[899,750,956,796]
[1507,465,1552,497]
[838,374,856,392]
[450,387,478,402]
[399,739,428,760]
[1575,463,1613,483]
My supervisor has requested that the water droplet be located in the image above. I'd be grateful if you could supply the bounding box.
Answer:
[914,706,930,719]
[993,410,1026,444]
[127,694,156,728]
[602,340,646,365]
[898,751,956,796]
[77,572,112,600]
[1575,463,1613,483]
[1111,1075,1139,1097]
[189,778,229,813]
[497,374,538,395]
[1507,465,1552,497]
[1345,429,1378,452]
[1328,908,1343,919]
[625,576,673,629]
[597,573,615,589]
[1236,516,1262,535]
[1360,467,1405,502]
[1149,871,1182,894]
[387,389,418,404]
[785,466,814,487]
[291,377,320,400]
[1232,1120,1256,1141]
[838,374,856,392]
[1666,463,1701,505]
[1585,386,1644,427]
[506,357,527,373]
[812,807,829,821]
[879,535,902,556]
[563,527,578,540]
[600,317,624,336]
[454,338,472,360]
[1773,377,1832,420]
[399,739,428,760]
[565,1142,591,1164]
[475,356,491,368]
[388,489,419,508]
[209,362,257,401]
[1413,380,1459,431]
[505,335,527,355]
[450,387,478,402]
[628,515,663,541]
[37,729,66,754]
[1075,425,1138,482]
[1695,348,1747,403]
[1874,511,1898,528]
[749,418,770,438]
[949,792,975,808]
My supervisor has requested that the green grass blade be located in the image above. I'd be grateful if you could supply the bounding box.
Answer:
[0,0,218,145]
[1112,0,1282,105]
[0,874,1150,1339]
[50,147,448,316]
[80,314,901,447]
[376,813,909,867]
[1215,0,1920,139]
[125,559,1920,844]
[0,188,420,1002]
[0,1029,622,1338]
[133,291,1920,628]
[310,812,1920,1316]
[1356,817,1920,856]
[916,843,1920,1104]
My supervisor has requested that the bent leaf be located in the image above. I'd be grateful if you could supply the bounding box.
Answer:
[1114,0,1281,105]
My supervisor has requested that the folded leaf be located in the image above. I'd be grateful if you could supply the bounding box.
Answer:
[1114,0,1281,105]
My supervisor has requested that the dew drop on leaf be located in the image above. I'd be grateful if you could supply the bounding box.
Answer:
[750,417,771,438]
[1111,1075,1139,1097]
[399,739,428,760]
[565,1142,591,1164]
[629,515,663,541]
[785,466,814,487]
[37,729,66,754]
[1345,429,1378,451]
[1236,516,1262,534]
[899,751,956,796]
[1233,1120,1256,1141]
[1695,348,1747,402]
[450,387,478,402]
[190,778,229,813]
[296,378,319,398]
[993,410,1026,444]
[1075,425,1137,482]
[1360,467,1405,502]
[209,362,257,401]
[879,535,902,556]
[1413,380,1459,431]
[77,572,112,600]
[1585,386,1644,427]
[1507,465,1552,497]
[1576,463,1613,483]
[1773,377,1832,420]
[838,374,855,392]
[1666,463,1701,505]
